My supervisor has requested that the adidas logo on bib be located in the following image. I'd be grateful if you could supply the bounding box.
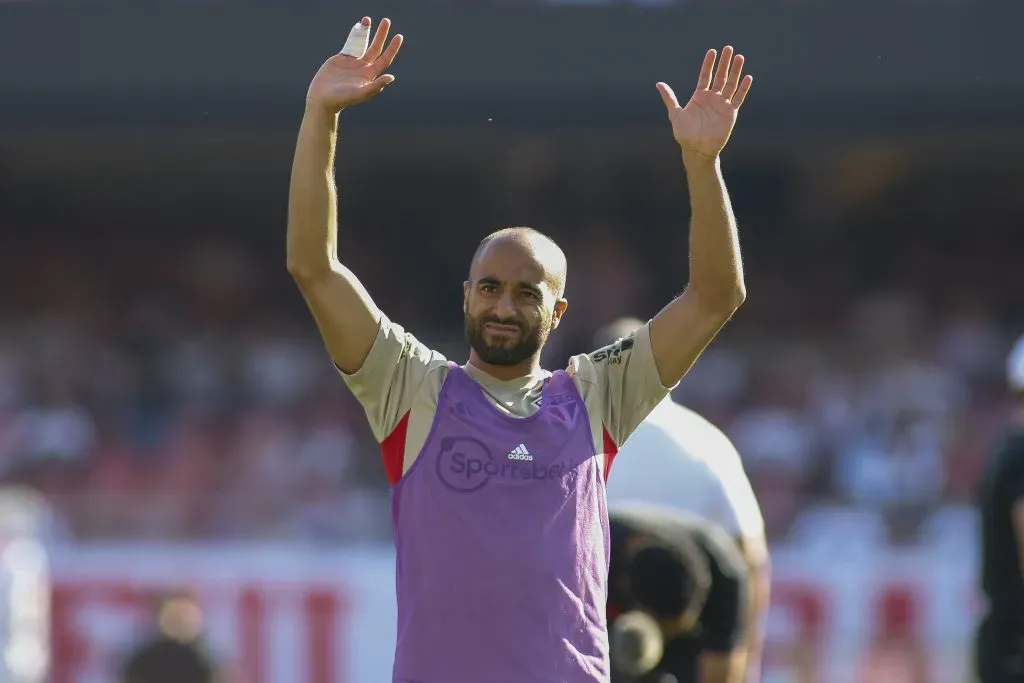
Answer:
[507,443,533,461]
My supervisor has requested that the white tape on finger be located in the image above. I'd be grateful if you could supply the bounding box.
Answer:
[340,22,370,58]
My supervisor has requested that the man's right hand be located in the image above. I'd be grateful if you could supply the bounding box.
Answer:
[289,16,399,375]
[306,17,404,113]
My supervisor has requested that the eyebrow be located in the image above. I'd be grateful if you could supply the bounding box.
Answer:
[477,277,544,297]
[519,283,544,298]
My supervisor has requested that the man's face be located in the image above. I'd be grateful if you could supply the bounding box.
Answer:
[464,240,566,367]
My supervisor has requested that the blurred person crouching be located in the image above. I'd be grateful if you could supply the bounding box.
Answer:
[608,504,750,683]
[119,590,222,683]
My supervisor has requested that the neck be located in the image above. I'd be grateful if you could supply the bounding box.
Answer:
[467,351,541,381]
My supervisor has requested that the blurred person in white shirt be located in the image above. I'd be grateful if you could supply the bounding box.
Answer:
[597,317,770,683]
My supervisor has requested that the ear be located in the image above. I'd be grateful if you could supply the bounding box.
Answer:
[550,298,569,330]
[463,281,470,314]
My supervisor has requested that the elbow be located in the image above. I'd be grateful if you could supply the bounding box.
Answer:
[698,283,746,318]
[716,279,746,313]
[286,254,333,284]
[689,272,746,314]
[286,258,314,282]
[727,284,746,310]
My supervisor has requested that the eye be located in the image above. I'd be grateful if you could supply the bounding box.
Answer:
[521,290,540,302]
[479,283,498,294]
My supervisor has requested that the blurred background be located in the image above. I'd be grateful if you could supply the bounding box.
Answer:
[1,1,1022,682]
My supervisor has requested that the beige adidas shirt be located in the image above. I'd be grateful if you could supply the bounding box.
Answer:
[339,314,672,484]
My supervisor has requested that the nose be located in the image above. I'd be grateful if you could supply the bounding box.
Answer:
[494,291,517,320]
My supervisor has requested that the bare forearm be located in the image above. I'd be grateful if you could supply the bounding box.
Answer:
[743,556,771,681]
[699,650,746,683]
[682,152,745,308]
[287,104,341,278]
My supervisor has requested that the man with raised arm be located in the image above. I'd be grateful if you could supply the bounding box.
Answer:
[287,16,753,683]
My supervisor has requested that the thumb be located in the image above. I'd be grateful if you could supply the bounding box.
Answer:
[656,82,680,110]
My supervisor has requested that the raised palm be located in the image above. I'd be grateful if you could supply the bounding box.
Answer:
[657,46,753,160]
[306,17,404,113]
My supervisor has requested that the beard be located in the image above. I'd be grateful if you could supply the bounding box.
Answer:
[465,312,548,367]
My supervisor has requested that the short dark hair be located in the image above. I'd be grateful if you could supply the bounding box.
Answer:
[628,538,711,620]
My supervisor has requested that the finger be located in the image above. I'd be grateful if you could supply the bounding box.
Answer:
[731,74,753,109]
[712,45,733,93]
[364,17,391,63]
[656,82,680,110]
[723,53,744,100]
[372,34,404,73]
[696,49,716,91]
[360,74,396,100]
[340,17,371,58]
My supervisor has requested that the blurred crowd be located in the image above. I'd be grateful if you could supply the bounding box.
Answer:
[0,135,1021,552]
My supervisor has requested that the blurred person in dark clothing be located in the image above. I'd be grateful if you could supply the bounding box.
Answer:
[975,333,1024,683]
[119,591,221,683]
[608,503,749,683]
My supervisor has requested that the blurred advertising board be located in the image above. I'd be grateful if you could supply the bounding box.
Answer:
[44,543,980,683]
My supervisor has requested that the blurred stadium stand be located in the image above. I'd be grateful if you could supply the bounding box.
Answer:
[0,131,1021,546]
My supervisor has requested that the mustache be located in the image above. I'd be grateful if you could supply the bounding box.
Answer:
[480,317,525,330]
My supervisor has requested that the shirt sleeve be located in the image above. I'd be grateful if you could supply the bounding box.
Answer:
[569,321,673,447]
[699,550,749,653]
[336,313,448,442]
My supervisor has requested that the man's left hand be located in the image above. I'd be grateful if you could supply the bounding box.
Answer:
[657,47,753,161]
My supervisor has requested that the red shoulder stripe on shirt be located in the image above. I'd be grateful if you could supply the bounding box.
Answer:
[602,427,619,482]
[607,601,623,623]
[381,412,410,486]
